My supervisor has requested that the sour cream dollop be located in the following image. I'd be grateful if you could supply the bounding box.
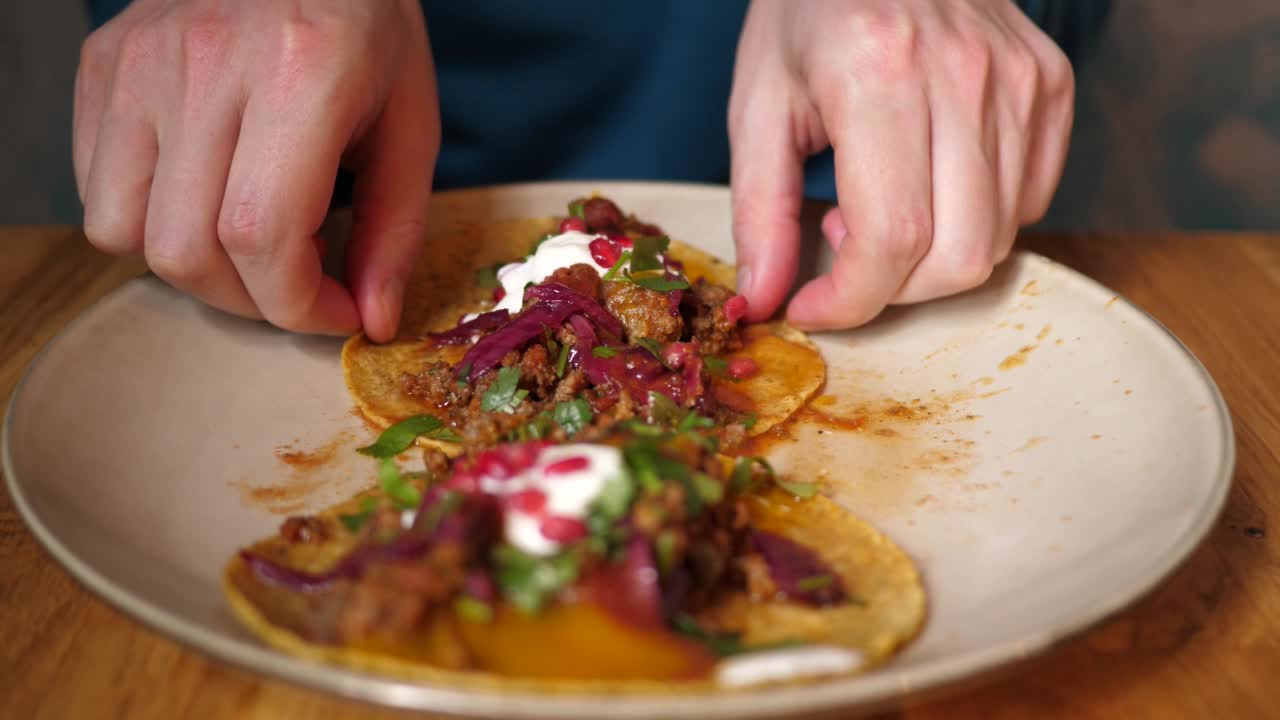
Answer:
[478,443,623,556]
[491,231,610,315]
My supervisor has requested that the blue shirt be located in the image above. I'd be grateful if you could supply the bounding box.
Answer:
[90,1,1108,201]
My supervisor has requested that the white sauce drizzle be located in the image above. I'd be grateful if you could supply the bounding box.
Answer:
[716,646,865,687]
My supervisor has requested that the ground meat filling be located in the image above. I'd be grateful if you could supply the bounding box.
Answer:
[400,197,750,451]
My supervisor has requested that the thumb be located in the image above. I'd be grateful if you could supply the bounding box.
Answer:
[728,78,806,322]
[346,30,440,344]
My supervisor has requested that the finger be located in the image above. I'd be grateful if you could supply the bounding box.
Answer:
[728,73,806,322]
[785,82,933,330]
[1013,26,1074,225]
[73,39,111,200]
[81,72,157,256]
[820,206,845,251]
[217,83,361,335]
[144,52,259,319]
[345,26,438,343]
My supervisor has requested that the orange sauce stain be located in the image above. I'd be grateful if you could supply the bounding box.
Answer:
[999,345,1037,371]
[1013,436,1049,453]
[233,432,355,514]
[456,601,713,681]
[1021,280,1041,296]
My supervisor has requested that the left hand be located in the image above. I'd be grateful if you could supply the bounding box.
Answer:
[728,0,1074,328]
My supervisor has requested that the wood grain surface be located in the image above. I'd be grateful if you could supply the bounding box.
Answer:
[1,228,1276,719]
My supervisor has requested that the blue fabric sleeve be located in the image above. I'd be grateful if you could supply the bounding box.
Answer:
[85,1,1109,202]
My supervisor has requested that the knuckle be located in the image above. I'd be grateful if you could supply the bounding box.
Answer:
[146,240,206,286]
[943,32,994,109]
[217,200,267,258]
[114,23,162,77]
[884,212,933,263]
[851,10,920,77]
[947,247,995,290]
[178,15,233,75]
[83,208,139,255]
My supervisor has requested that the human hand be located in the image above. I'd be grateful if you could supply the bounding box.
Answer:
[74,0,438,341]
[728,0,1074,328]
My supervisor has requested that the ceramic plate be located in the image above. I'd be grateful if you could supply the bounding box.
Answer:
[3,182,1232,718]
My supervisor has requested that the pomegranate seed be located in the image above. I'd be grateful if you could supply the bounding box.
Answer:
[727,357,758,379]
[540,515,588,542]
[662,341,697,369]
[608,233,633,248]
[492,286,506,302]
[502,441,546,470]
[544,456,589,475]
[475,452,513,479]
[509,488,547,514]
[724,295,748,324]
[559,216,588,233]
[589,238,621,268]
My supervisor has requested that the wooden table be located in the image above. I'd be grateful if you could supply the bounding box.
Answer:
[2,228,1277,719]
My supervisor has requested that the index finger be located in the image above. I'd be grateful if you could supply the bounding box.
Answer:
[217,87,360,335]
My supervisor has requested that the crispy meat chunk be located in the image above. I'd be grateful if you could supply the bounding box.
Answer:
[604,281,683,343]
[279,516,328,544]
[544,263,603,300]
[687,279,741,355]
[519,343,558,396]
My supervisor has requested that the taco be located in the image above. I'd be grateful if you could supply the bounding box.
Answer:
[224,421,926,689]
[342,196,824,457]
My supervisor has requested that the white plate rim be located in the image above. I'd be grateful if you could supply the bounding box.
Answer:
[2,181,1235,718]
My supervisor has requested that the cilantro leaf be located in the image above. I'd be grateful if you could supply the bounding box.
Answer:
[633,276,689,292]
[797,574,834,592]
[493,546,580,614]
[418,489,462,531]
[741,412,758,430]
[456,361,472,387]
[676,411,715,433]
[454,596,493,623]
[629,235,670,274]
[555,341,570,377]
[647,391,681,425]
[591,346,618,358]
[672,613,803,657]
[338,497,378,533]
[481,367,528,414]
[553,397,593,435]
[702,355,729,377]
[730,456,773,495]
[473,264,501,289]
[776,477,819,498]
[602,251,633,282]
[567,200,585,219]
[358,414,460,457]
[378,458,422,510]
[634,337,663,359]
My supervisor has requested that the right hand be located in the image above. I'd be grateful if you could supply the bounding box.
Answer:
[74,0,439,342]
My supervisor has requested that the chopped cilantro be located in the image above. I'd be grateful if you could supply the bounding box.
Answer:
[378,458,421,510]
[456,361,472,387]
[493,546,580,614]
[730,456,772,495]
[634,337,663,359]
[633,275,690,292]
[672,613,802,657]
[567,200,585,219]
[741,412,759,430]
[776,477,819,498]
[473,264,501,289]
[591,346,618,359]
[357,414,460,457]
[601,251,633,281]
[481,366,528,414]
[647,391,681,425]
[690,472,724,504]
[797,574,834,592]
[338,497,378,533]
[655,530,678,573]
[554,340,570,377]
[553,397,593,435]
[589,471,635,529]
[418,490,462,532]
[702,355,729,377]
[629,235,670,274]
[676,411,715,433]
[508,413,554,442]
[454,596,493,623]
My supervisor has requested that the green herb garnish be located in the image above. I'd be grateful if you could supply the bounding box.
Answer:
[776,478,819,498]
[601,251,633,281]
[553,397,593,435]
[690,472,724,504]
[481,366,528,414]
[456,361,472,388]
[672,613,803,657]
[338,497,379,533]
[655,530,678,573]
[703,355,729,376]
[629,235,670,274]
[797,574,834,592]
[555,340,570,377]
[676,411,715,433]
[741,412,758,430]
[493,546,580,614]
[730,456,772,495]
[632,275,690,292]
[418,490,462,531]
[507,413,554,442]
[378,458,422,510]
[473,264,501,289]
[634,337,663,359]
[357,414,460,457]
[591,346,618,359]
[647,391,681,425]
[567,200,586,219]
[454,596,493,623]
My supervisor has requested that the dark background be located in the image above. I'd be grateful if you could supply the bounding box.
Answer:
[4,0,1277,230]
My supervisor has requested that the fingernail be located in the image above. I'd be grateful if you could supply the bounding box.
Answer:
[380,276,404,337]
[737,265,753,297]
